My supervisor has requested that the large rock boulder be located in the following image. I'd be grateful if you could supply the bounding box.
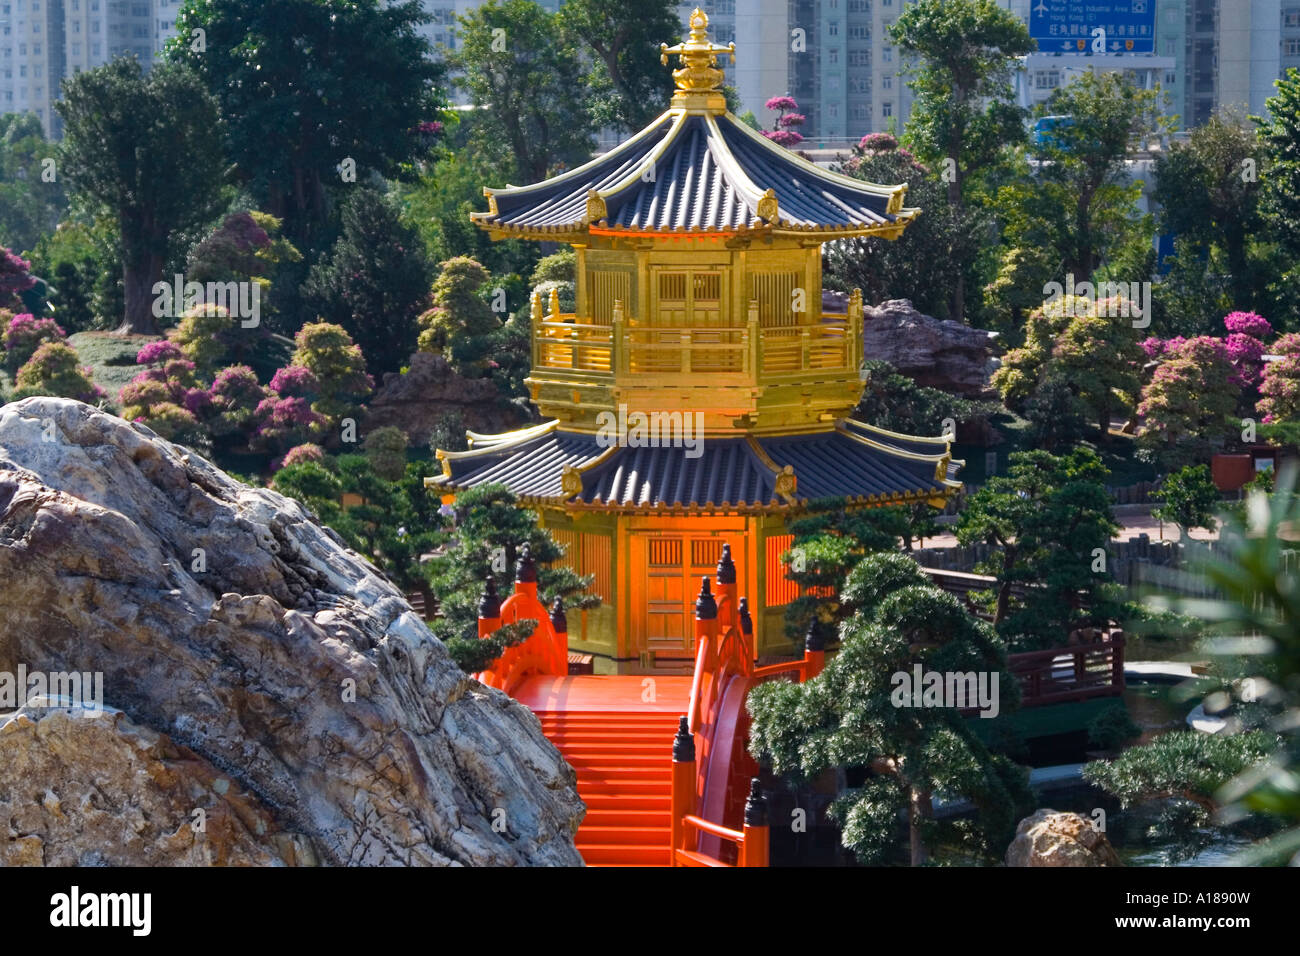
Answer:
[367,351,528,446]
[1005,809,1122,867]
[825,293,1001,396]
[0,397,583,866]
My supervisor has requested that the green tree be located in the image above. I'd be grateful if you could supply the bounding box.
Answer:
[1152,464,1221,538]
[1154,110,1264,318]
[185,210,302,341]
[171,0,444,249]
[557,0,677,132]
[449,0,594,185]
[302,189,432,377]
[956,448,1121,648]
[826,137,983,321]
[778,497,910,643]
[56,59,225,335]
[1258,68,1300,267]
[747,552,1031,865]
[891,0,1034,319]
[424,482,600,670]
[1031,70,1162,280]
[1048,309,1144,440]
[362,425,409,482]
[0,113,66,256]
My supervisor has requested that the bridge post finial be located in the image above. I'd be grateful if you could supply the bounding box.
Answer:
[477,574,502,637]
[694,575,717,620]
[741,778,770,867]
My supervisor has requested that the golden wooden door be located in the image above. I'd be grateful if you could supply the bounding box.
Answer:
[636,533,743,669]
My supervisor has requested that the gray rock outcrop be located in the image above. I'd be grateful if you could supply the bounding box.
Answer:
[825,293,1001,396]
[0,397,583,866]
[367,351,528,446]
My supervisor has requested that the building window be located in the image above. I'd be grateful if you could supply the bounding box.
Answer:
[828,47,838,64]
[1286,9,1300,27]
[849,25,869,40]
[882,101,893,117]
[883,46,892,62]
[849,49,869,66]
[1035,71,1059,89]
[882,74,892,89]
[853,103,868,121]
[829,20,838,36]
[1288,37,1300,56]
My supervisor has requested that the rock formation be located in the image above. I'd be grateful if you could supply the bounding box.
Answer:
[0,397,584,866]
[1005,809,1122,867]
[824,292,1001,396]
[367,352,529,446]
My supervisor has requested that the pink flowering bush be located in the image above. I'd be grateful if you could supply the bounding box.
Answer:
[12,342,106,404]
[4,313,66,371]
[1258,333,1300,424]
[253,395,329,453]
[1223,311,1272,339]
[1137,336,1239,468]
[859,133,899,152]
[268,364,320,399]
[206,364,267,437]
[762,129,804,147]
[0,248,36,307]
[278,443,327,471]
[136,340,185,366]
[762,95,805,149]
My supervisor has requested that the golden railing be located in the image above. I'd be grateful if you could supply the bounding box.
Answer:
[528,288,863,381]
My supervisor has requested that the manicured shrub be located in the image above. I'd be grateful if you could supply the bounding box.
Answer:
[1259,332,1300,423]
[3,313,66,371]
[172,303,232,376]
[278,443,327,471]
[362,425,409,481]
[288,322,372,430]
[1137,336,1239,468]
[13,341,105,403]
[207,364,267,437]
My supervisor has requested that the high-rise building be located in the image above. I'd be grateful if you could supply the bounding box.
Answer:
[1,0,155,138]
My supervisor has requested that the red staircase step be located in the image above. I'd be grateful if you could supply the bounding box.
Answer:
[576,844,672,865]
[525,683,693,866]
[575,826,669,845]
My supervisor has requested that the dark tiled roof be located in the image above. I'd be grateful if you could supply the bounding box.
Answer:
[432,421,958,512]
[475,111,914,236]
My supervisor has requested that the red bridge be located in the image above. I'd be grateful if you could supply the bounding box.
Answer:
[472,545,1124,866]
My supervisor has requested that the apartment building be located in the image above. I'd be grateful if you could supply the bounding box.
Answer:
[1,0,153,138]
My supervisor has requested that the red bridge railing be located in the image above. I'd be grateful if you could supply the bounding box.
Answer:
[471,544,569,696]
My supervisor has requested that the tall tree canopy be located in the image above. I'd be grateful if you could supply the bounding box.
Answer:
[56,59,225,335]
[891,0,1033,319]
[171,0,444,248]
[1154,111,1264,319]
[557,0,678,132]
[0,113,66,257]
[449,0,594,184]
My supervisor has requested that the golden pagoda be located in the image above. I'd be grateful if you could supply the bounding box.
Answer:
[429,9,962,673]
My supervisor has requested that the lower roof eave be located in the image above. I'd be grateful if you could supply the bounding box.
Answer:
[432,484,959,516]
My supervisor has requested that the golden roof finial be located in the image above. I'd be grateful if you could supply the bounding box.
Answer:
[660,9,735,111]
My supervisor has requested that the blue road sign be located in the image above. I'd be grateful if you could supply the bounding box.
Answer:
[1029,0,1155,54]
